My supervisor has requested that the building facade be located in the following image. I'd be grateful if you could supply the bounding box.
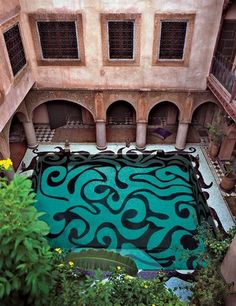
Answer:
[0,0,235,165]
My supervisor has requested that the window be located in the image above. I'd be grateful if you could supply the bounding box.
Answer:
[159,21,187,60]
[37,21,79,59]
[153,14,195,67]
[29,14,85,66]
[4,24,26,76]
[101,14,141,66]
[108,21,134,59]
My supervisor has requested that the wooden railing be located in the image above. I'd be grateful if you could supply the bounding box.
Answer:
[211,52,236,101]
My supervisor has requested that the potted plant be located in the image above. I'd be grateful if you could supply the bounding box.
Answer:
[220,163,236,192]
[207,123,224,160]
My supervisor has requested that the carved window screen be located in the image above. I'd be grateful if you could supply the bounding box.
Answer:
[108,21,134,59]
[37,21,79,59]
[159,21,187,60]
[4,24,26,76]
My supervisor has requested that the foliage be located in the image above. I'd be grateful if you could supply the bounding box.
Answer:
[65,249,138,276]
[0,175,53,305]
[224,163,235,177]
[50,264,187,306]
[191,262,231,306]
[196,223,236,262]
[107,268,186,306]
[190,224,236,305]
[207,122,224,144]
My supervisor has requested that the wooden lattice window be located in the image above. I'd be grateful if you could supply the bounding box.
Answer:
[37,21,79,59]
[159,21,187,60]
[4,24,26,76]
[217,21,236,66]
[108,21,134,59]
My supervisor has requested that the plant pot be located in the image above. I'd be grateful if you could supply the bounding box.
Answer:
[220,174,236,192]
[208,140,220,160]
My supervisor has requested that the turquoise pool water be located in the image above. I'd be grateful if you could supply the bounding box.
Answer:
[33,148,214,270]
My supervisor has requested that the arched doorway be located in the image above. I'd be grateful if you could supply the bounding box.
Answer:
[147,102,179,144]
[9,115,27,170]
[192,102,219,127]
[191,102,220,141]
[106,100,136,143]
[33,100,96,143]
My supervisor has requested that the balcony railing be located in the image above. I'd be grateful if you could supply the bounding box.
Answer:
[211,52,236,97]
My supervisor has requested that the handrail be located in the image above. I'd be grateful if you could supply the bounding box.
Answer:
[211,52,236,100]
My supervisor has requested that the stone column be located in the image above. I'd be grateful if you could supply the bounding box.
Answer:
[96,121,107,150]
[22,121,38,148]
[175,122,189,150]
[136,122,147,150]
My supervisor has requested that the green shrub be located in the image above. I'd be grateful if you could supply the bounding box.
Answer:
[0,175,53,305]
[191,263,230,306]
[50,264,187,306]
[190,225,236,305]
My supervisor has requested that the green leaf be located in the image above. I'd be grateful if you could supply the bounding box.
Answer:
[65,249,138,276]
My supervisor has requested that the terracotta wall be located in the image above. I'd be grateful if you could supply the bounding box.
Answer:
[20,0,224,91]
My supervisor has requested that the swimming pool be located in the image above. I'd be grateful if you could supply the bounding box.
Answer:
[32,147,215,270]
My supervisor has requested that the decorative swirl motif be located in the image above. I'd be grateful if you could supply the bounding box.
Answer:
[32,147,214,270]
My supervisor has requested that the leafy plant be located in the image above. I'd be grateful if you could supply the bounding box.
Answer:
[207,123,224,145]
[107,268,187,306]
[50,265,187,306]
[224,163,235,177]
[65,249,138,276]
[191,262,231,306]
[0,175,53,305]
[190,225,236,305]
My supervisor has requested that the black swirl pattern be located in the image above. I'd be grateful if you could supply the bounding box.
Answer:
[32,147,214,270]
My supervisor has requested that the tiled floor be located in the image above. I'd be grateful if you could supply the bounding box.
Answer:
[35,125,55,142]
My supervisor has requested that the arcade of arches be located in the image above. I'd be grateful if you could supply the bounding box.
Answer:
[1,89,235,170]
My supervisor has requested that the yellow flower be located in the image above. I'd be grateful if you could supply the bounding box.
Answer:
[68,261,74,268]
[144,285,148,288]
[124,275,130,281]
[152,304,156,306]
[55,248,62,254]
[58,263,64,268]
[116,266,122,271]
[0,159,13,170]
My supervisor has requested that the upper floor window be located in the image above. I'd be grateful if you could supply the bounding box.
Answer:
[37,21,79,59]
[153,13,195,67]
[3,24,26,76]
[108,21,134,59]
[159,21,187,60]
[29,14,85,66]
[101,14,141,66]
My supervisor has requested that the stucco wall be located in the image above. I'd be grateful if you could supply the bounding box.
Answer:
[20,0,224,91]
[0,1,35,132]
[0,0,21,23]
